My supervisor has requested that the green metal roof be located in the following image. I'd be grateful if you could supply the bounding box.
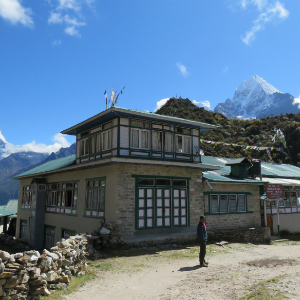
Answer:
[4,200,18,214]
[201,156,300,180]
[0,209,16,217]
[203,171,266,184]
[0,205,5,210]
[61,107,218,135]
[12,155,76,179]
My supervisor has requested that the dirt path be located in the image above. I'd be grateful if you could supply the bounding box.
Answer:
[64,242,300,300]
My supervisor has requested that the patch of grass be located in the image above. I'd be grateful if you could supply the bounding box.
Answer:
[240,277,287,300]
[92,262,113,271]
[41,271,96,300]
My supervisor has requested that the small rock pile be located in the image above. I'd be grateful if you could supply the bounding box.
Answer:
[86,222,123,258]
[0,235,88,299]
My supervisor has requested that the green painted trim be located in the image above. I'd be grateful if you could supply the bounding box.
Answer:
[132,174,191,180]
[117,116,120,156]
[204,211,253,215]
[206,193,249,214]
[45,211,78,217]
[204,191,252,195]
[61,227,76,239]
[85,176,106,181]
[47,180,80,184]
[135,176,190,230]
[84,176,106,217]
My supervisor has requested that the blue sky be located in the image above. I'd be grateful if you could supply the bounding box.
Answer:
[0,0,298,153]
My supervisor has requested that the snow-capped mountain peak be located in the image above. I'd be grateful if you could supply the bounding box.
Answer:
[214,75,296,119]
[0,130,7,144]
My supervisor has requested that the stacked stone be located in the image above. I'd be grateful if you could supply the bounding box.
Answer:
[86,222,122,257]
[0,234,88,299]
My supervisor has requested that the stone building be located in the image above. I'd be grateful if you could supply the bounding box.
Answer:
[12,107,228,249]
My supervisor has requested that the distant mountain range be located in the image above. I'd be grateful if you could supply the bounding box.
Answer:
[214,75,300,119]
[0,137,76,205]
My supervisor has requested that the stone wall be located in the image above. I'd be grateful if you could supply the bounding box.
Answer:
[0,234,88,299]
[208,227,271,243]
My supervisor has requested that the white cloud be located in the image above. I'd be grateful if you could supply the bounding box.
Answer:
[192,100,212,111]
[0,0,33,27]
[155,98,170,112]
[176,62,189,77]
[1,133,71,158]
[65,25,79,36]
[48,0,89,37]
[48,12,63,24]
[292,95,300,109]
[52,39,62,46]
[58,0,81,11]
[242,1,289,45]
[240,0,268,10]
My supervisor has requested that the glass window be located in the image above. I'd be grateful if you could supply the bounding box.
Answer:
[176,136,183,152]
[229,195,237,212]
[89,135,95,154]
[210,195,218,213]
[46,182,78,214]
[103,130,112,150]
[220,195,228,212]
[138,178,154,185]
[173,180,187,186]
[156,179,171,186]
[131,120,150,128]
[164,133,174,152]
[152,131,162,151]
[85,177,106,218]
[131,129,139,148]
[238,195,246,211]
[141,131,149,149]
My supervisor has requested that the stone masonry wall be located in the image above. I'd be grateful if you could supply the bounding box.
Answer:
[0,234,88,299]
[115,163,204,236]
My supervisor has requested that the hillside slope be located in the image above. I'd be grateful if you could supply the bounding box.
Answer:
[156,97,300,166]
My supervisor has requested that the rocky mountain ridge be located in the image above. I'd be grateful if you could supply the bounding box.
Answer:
[214,75,299,119]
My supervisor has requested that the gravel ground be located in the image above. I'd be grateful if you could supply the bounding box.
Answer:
[64,240,300,300]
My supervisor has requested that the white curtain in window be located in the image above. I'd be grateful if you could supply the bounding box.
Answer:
[131,129,139,148]
[103,132,107,150]
[220,195,228,212]
[164,133,173,152]
[141,131,148,149]
[229,195,237,212]
[108,131,112,149]
[184,136,191,153]
[152,131,162,151]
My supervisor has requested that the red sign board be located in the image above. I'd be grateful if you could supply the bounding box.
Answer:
[266,184,284,199]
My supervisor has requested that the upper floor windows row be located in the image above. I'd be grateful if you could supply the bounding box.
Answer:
[131,130,192,154]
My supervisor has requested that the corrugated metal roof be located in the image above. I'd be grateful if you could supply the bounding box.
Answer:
[225,158,250,165]
[201,156,300,179]
[203,171,265,184]
[0,209,15,217]
[4,200,18,214]
[0,205,5,210]
[12,155,76,179]
[262,177,300,186]
[61,107,218,135]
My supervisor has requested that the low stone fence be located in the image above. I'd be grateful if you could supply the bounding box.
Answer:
[0,235,88,299]
[208,227,271,243]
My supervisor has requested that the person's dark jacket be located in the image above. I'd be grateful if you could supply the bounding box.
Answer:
[197,221,208,243]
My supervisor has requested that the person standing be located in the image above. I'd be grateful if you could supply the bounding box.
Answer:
[197,215,208,267]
